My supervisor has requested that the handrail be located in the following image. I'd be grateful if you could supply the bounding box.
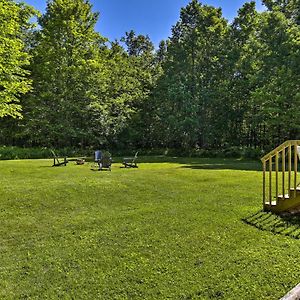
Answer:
[261,140,300,162]
[261,140,300,211]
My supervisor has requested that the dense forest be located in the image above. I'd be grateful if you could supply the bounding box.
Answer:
[0,0,300,154]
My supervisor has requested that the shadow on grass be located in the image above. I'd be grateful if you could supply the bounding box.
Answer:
[130,156,262,171]
[242,210,300,239]
[179,161,261,171]
[36,156,262,171]
[90,168,112,172]
[39,166,54,168]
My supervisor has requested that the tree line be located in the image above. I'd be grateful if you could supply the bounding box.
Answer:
[0,0,299,152]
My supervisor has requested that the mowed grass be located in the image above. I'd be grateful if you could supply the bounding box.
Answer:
[1,157,300,299]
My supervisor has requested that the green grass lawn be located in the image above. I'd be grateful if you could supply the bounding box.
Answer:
[1,157,300,299]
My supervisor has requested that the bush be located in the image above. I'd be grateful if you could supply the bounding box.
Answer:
[223,146,242,158]
[190,146,263,160]
[0,146,51,160]
[0,145,264,160]
[242,147,263,160]
[0,146,92,160]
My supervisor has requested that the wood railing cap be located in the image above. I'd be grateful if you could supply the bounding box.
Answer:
[261,140,300,162]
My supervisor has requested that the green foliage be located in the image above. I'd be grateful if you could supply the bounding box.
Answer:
[0,0,35,118]
[242,147,263,159]
[1,0,300,152]
[21,0,107,147]
[239,9,300,145]
[190,146,263,159]
[149,0,231,148]
[12,0,155,149]
[144,0,300,150]
[0,146,108,160]
[0,146,50,160]
[0,145,263,161]
[263,0,300,24]
[121,30,154,56]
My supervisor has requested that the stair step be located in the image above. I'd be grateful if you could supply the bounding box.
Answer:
[289,187,300,192]
[266,201,277,206]
[277,194,290,200]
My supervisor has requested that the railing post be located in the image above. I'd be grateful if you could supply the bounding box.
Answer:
[282,148,285,198]
[263,160,266,207]
[269,158,272,204]
[261,141,300,210]
[276,152,279,202]
[294,143,298,198]
[289,144,292,196]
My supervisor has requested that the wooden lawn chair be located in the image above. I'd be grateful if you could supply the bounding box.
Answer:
[95,150,112,171]
[122,151,138,168]
[51,150,68,167]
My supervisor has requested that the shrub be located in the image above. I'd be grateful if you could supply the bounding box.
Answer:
[242,147,263,160]
[0,146,91,160]
[0,146,51,160]
[223,146,242,158]
[0,145,264,160]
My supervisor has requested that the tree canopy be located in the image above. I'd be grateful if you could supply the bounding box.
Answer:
[0,0,299,151]
[0,0,35,118]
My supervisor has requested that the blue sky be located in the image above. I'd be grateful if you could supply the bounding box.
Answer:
[23,0,265,47]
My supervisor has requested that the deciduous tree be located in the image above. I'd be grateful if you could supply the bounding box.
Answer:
[0,0,35,118]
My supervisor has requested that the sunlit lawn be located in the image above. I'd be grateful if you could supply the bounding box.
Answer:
[0,157,299,299]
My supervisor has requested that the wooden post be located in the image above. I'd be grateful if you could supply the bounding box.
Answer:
[289,144,292,196]
[276,152,279,203]
[263,160,266,207]
[282,148,285,198]
[294,143,298,198]
[269,158,272,204]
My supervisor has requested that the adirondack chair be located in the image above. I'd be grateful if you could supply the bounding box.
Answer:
[51,150,68,167]
[94,150,102,165]
[122,151,138,168]
[95,150,112,171]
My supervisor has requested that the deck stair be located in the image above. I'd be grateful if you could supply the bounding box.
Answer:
[262,140,300,213]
